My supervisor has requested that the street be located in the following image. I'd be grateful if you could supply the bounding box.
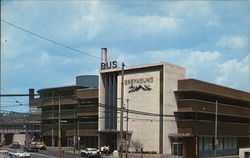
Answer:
[0,146,82,158]
[0,147,240,158]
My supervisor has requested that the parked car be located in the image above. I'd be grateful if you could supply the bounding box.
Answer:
[8,149,31,158]
[31,141,46,150]
[23,144,38,152]
[9,142,20,149]
[80,148,100,158]
[0,149,8,155]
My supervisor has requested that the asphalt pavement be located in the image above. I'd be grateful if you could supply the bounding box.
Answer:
[0,146,82,158]
[0,146,240,158]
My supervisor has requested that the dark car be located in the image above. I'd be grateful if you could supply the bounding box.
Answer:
[9,142,20,149]
[23,144,39,152]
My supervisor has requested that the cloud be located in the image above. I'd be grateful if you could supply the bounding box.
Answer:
[186,51,220,64]
[165,1,219,26]
[68,1,182,40]
[206,19,219,27]
[1,1,249,97]
[108,48,249,91]
[216,35,249,49]
[215,55,249,91]
[40,52,50,64]
[168,1,211,17]
[126,15,181,37]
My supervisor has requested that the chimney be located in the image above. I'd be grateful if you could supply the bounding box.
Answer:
[29,88,34,103]
[101,48,107,63]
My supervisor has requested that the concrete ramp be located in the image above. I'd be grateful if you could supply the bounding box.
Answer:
[239,148,250,158]
[13,134,26,145]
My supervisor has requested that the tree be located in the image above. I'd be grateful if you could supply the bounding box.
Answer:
[131,139,144,153]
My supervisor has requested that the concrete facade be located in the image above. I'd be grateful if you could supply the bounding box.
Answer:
[117,70,161,153]
[162,63,185,154]
[98,62,185,154]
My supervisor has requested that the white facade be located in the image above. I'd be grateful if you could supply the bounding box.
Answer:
[98,62,185,154]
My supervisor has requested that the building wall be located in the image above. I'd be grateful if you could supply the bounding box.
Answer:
[99,62,185,154]
[98,73,106,131]
[117,70,161,153]
[162,63,185,154]
[39,87,98,147]
[178,79,249,101]
[175,79,250,157]
[76,75,98,88]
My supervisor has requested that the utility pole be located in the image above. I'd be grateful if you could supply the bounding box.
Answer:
[77,99,80,152]
[119,62,125,158]
[74,101,76,157]
[52,91,54,147]
[214,100,218,158]
[58,96,62,158]
[125,99,129,158]
[77,116,80,151]
[76,99,80,152]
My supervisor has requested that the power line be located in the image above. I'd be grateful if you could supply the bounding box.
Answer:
[1,101,20,103]
[1,19,101,60]
[1,88,25,107]
[0,109,30,114]
[76,100,175,118]
[1,104,29,108]
[97,102,174,117]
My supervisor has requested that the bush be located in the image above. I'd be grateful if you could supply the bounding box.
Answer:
[130,139,144,153]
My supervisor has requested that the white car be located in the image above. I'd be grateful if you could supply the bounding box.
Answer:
[8,149,31,158]
[80,148,100,158]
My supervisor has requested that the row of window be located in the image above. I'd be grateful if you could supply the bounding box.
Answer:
[66,136,98,148]
[0,125,40,130]
[199,137,237,151]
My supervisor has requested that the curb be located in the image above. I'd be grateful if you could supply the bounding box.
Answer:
[30,152,56,158]
[1,147,56,158]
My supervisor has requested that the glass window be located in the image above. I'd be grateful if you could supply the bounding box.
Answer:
[224,137,230,149]
[218,138,223,150]
[199,137,203,151]
[204,137,212,150]
[232,138,237,149]
[171,143,182,156]
[229,138,233,149]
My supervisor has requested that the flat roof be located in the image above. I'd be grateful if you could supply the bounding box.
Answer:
[178,79,250,101]
[100,62,185,73]
[38,85,88,93]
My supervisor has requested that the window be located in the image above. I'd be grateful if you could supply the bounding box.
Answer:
[199,137,204,151]
[218,138,223,150]
[171,138,183,156]
[232,138,237,149]
[80,136,98,148]
[204,137,212,150]
[224,137,229,149]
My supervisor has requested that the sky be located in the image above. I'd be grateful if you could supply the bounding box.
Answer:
[1,0,249,113]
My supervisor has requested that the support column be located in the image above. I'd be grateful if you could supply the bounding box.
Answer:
[1,133,5,145]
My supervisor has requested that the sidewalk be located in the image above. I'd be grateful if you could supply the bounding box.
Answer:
[46,147,239,158]
[102,154,239,158]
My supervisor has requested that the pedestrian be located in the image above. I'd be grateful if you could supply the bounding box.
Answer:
[140,147,143,158]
